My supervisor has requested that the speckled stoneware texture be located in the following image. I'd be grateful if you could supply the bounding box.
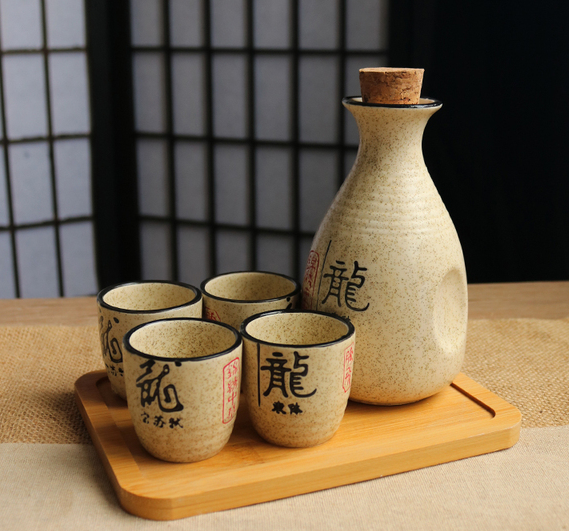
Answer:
[201,271,300,331]
[123,318,242,463]
[301,97,468,405]
[241,310,355,448]
[97,281,203,400]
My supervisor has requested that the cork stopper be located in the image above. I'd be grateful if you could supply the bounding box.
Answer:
[359,67,424,105]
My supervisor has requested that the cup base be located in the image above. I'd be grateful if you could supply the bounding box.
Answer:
[254,426,339,448]
[141,433,232,463]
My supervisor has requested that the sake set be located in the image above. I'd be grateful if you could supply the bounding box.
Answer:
[94,68,467,463]
[72,68,515,519]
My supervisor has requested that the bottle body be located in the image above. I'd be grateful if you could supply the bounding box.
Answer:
[302,98,467,405]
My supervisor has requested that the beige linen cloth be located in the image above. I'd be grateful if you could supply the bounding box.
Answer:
[1,319,568,529]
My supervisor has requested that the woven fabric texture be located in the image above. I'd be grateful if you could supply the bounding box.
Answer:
[0,318,568,444]
[464,318,569,428]
[0,325,102,444]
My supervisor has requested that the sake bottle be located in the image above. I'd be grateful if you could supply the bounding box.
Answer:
[301,68,468,405]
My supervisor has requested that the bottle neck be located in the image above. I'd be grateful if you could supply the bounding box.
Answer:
[346,102,440,170]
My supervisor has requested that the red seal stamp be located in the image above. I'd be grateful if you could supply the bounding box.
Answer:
[343,343,354,393]
[302,250,320,309]
[205,308,221,321]
[222,357,240,424]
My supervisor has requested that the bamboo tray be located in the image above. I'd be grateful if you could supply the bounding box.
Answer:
[75,370,521,521]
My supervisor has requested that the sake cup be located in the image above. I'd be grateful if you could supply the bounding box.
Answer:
[123,318,242,463]
[97,281,202,400]
[240,310,355,448]
[200,271,300,330]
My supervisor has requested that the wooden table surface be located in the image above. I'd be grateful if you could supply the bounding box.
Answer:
[0,281,567,326]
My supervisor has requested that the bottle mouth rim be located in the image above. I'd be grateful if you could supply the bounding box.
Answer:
[343,96,442,108]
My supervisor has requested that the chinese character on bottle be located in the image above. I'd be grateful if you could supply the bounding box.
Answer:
[321,260,370,312]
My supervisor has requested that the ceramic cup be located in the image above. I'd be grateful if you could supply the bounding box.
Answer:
[200,271,301,330]
[97,281,202,400]
[123,318,242,463]
[240,310,355,448]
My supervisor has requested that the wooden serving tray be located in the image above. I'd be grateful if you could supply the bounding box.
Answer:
[75,370,521,521]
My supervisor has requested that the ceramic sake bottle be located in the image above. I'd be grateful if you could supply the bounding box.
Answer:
[301,68,467,405]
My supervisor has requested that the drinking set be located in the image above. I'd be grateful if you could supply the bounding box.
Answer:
[97,272,355,462]
[95,66,468,465]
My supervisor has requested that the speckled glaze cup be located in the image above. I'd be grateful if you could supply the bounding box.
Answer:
[200,271,301,330]
[97,281,202,400]
[123,318,242,463]
[241,310,355,448]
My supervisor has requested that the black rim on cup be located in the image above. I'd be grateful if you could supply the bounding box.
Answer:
[123,317,241,363]
[97,280,202,314]
[200,271,301,304]
[240,309,355,349]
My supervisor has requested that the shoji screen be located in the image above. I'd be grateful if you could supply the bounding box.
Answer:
[0,0,95,297]
[131,0,388,286]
